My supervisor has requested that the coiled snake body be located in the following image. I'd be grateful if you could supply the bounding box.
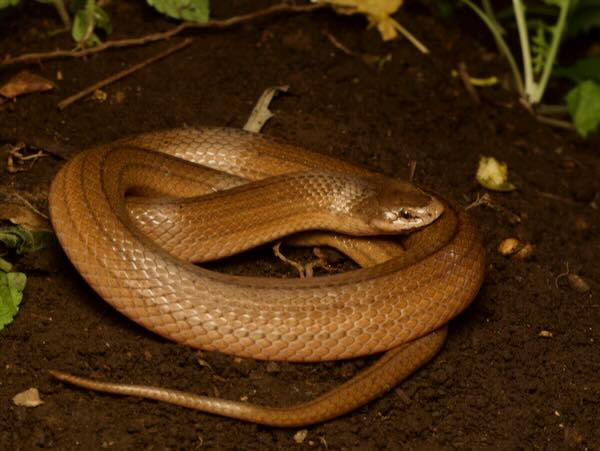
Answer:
[48,127,485,426]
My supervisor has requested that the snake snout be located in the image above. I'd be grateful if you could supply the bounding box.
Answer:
[369,194,445,234]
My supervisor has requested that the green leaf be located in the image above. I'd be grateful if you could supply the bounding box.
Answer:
[69,0,86,11]
[147,0,209,22]
[0,257,11,273]
[566,80,600,137]
[542,0,570,7]
[0,0,20,7]
[71,0,111,45]
[93,4,111,34]
[554,56,600,83]
[0,225,57,254]
[0,271,27,331]
[531,20,550,76]
[0,0,20,8]
[71,1,95,44]
[566,0,600,36]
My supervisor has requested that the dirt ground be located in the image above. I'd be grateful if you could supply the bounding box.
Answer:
[1,1,598,449]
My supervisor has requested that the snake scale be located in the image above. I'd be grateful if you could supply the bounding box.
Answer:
[48,127,485,426]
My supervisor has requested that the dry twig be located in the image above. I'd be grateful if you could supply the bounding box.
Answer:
[322,30,388,66]
[5,144,50,173]
[408,160,417,183]
[10,192,50,221]
[535,114,575,131]
[1,3,328,68]
[458,62,480,104]
[57,39,192,110]
[535,189,581,206]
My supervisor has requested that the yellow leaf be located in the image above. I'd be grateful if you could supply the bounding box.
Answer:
[476,156,517,191]
[316,0,428,52]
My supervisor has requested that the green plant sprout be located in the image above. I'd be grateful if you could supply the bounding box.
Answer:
[70,0,112,47]
[0,0,209,47]
[463,0,571,107]
[0,226,56,331]
[463,0,600,136]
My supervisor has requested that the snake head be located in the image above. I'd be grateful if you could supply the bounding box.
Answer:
[360,177,445,234]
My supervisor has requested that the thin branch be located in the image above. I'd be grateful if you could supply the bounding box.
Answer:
[1,3,328,68]
[57,39,192,110]
[536,189,581,206]
[322,30,387,66]
[11,192,50,220]
[535,114,575,131]
[536,103,568,115]
[408,160,417,183]
[52,0,71,30]
[458,62,481,104]
[323,30,354,56]
[461,0,524,96]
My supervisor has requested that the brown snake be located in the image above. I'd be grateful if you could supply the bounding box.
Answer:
[48,127,485,426]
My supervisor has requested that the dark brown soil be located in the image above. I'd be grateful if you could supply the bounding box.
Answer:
[1,1,598,449]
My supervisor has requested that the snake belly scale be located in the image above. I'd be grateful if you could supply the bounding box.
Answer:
[48,127,485,426]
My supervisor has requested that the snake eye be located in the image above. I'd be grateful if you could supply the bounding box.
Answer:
[400,209,412,219]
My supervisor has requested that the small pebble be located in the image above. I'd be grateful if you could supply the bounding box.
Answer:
[497,238,520,256]
[567,274,590,293]
[574,216,590,232]
[497,238,534,260]
[512,243,534,260]
[12,388,43,407]
[294,429,308,444]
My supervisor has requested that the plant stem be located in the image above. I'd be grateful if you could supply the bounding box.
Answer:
[482,0,505,34]
[512,0,533,104]
[480,0,506,60]
[462,0,524,95]
[392,19,429,54]
[80,0,97,47]
[52,0,71,30]
[0,257,12,273]
[532,0,569,104]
